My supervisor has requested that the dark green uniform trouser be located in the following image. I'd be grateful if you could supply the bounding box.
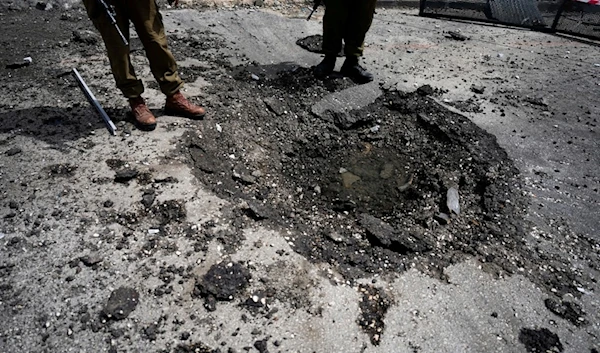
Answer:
[82,0,183,98]
[322,0,377,58]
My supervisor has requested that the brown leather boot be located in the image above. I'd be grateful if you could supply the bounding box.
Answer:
[129,97,157,131]
[164,91,206,119]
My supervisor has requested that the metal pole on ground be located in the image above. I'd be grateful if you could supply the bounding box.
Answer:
[72,68,117,136]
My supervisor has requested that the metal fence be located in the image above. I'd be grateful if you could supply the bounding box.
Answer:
[419,0,600,40]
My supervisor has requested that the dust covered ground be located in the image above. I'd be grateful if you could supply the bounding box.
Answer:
[0,1,599,353]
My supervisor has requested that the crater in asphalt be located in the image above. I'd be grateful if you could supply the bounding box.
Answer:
[181,60,535,288]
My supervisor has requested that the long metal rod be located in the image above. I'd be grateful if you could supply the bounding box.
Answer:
[307,0,321,21]
[97,0,128,46]
[72,68,117,136]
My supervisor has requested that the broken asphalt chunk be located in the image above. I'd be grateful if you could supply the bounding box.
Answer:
[47,163,77,177]
[141,189,156,209]
[5,148,22,156]
[149,200,186,224]
[262,97,288,116]
[359,213,432,253]
[154,176,178,183]
[4,147,23,156]
[189,143,219,174]
[194,262,251,309]
[241,201,269,220]
[416,84,434,96]
[359,213,395,247]
[102,287,139,320]
[80,253,103,267]
[445,31,468,41]
[470,84,485,94]
[232,165,257,185]
[331,110,373,130]
[114,169,139,183]
[331,198,356,212]
[174,342,217,353]
[72,29,99,45]
[254,338,269,353]
[544,298,588,327]
[524,96,549,107]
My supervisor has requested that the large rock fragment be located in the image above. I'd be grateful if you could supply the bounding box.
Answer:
[102,287,139,320]
[194,262,251,311]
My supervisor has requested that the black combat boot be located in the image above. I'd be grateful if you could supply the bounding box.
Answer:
[340,56,374,84]
[314,55,336,79]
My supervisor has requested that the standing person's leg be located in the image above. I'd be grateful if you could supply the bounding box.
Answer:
[82,0,144,98]
[127,0,206,119]
[314,0,348,79]
[343,0,376,59]
[126,0,182,96]
[321,0,348,57]
[82,0,155,130]
[340,0,377,84]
